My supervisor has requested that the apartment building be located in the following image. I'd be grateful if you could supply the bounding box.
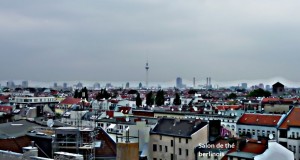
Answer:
[236,113,284,140]
[278,107,300,159]
[149,118,208,160]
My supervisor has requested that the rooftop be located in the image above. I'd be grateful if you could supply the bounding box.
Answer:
[150,118,208,138]
[279,107,300,129]
[237,113,282,126]
[0,120,45,139]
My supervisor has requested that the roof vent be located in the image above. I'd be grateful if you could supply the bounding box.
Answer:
[256,119,259,122]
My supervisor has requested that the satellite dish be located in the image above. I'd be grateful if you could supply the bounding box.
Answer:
[230,113,234,117]
[269,134,274,140]
[47,119,54,128]
[125,116,129,122]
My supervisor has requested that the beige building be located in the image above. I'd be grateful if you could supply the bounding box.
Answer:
[149,118,208,160]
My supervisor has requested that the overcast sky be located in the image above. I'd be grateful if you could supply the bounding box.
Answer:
[1,0,300,84]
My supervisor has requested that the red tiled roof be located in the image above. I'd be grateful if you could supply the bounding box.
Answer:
[216,105,241,110]
[241,142,267,154]
[261,97,280,103]
[237,114,282,126]
[60,97,82,105]
[0,96,9,103]
[279,107,300,129]
[106,110,114,118]
[221,139,267,160]
[0,106,12,114]
[118,106,131,114]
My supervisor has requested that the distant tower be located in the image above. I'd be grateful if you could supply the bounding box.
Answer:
[145,61,149,87]
[22,81,28,88]
[193,77,196,88]
[176,77,183,88]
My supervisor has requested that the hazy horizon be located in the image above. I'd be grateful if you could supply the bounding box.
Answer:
[2,77,300,88]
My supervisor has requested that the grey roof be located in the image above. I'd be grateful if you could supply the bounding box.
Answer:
[34,117,68,127]
[0,120,45,139]
[150,118,208,138]
[227,151,257,159]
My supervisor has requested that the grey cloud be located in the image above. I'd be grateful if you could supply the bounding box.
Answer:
[1,0,300,84]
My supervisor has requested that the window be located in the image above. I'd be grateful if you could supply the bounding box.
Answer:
[153,158,157,160]
[160,135,162,140]
[171,154,174,160]
[179,138,181,143]
[153,144,157,151]
[159,145,162,152]
[292,132,295,138]
[165,146,168,152]
[252,129,255,135]
[179,148,182,155]
[186,138,188,144]
[186,149,188,156]
[171,140,173,147]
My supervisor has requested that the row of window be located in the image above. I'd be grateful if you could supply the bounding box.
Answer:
[288,145,300,154]
[238,128,275,136]
[15,98,55,103]
[153,144,189,156]
[160,136,189,144]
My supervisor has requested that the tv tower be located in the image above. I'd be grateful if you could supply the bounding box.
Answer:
[145,61,149,87]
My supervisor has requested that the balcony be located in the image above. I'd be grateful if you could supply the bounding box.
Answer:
[107,128,123,135]
[288,136,300,140]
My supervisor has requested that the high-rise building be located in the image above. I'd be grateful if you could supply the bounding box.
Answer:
[63,83,68,89]
[125,82,130,88]
[176,77,183,88]
[7,81,15,88]
[77,82,83,89]
[138,82,142,88]
[53,82,58,88]
[266,85,271,91]
[94,83,100,89]
[259,83,264,89]
[106,83,112,88]
[241,83,248,89]
[22,81,28,88]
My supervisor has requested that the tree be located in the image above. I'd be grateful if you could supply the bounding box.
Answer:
[95,89,111,100]
[128,90,138,94]
[248,88,271,97]
[146,91,154,106]
[155,90,165,106]
[188,89,197,94]
[74,89,79,98]
[227,93,237,99]
[81,87,88,100]
[136,93,142,107]
[173,93,182,105]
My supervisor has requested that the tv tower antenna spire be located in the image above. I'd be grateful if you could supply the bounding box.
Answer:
[145,60,149,88]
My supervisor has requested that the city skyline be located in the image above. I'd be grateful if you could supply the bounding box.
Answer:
[1,1,300,82]
[1,76,299,88]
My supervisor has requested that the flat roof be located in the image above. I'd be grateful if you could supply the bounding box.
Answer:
[227,151,257,159]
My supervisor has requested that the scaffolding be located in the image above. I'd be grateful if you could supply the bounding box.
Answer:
[52,127,96,160]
